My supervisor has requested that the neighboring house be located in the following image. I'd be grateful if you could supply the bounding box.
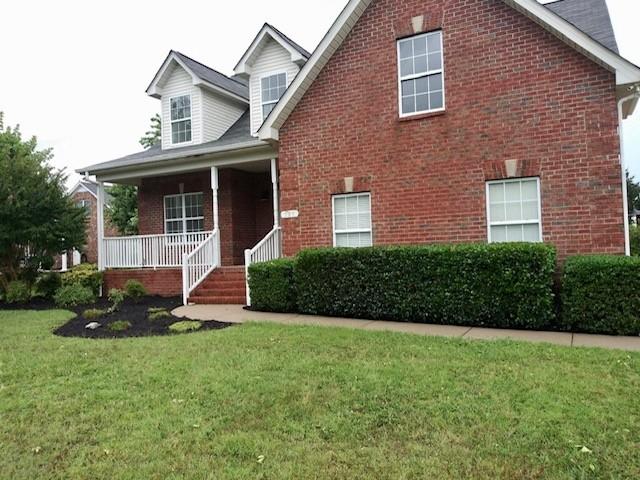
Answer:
[54,179,117,270]
[80,0,640,306]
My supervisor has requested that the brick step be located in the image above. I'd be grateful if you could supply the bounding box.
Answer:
[205,272,246,281]
[198,280,246,290]
[195,287,246,296]
[188,295,246,305]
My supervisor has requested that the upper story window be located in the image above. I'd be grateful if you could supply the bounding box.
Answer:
[486,178,542,243]
[261,73,287,121]
[170,95,192,144]
[333,193,372,248]
[397,31,444,117]
[164,192,204,234]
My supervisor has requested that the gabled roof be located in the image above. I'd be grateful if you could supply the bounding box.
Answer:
[69,178,98,198]
[259,0,640,140]
[147,50,249,102]
[234,23,311,76]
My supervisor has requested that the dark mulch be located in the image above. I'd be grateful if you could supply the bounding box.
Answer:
[0,298,58,311]
[44,296,233,339]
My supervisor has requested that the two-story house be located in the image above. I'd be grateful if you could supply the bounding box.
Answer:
[81,0,640,306]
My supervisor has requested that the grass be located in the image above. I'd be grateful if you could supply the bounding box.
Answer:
[148,309,171,321]
[107,320,132,332]
[0,310,639,479]
[168,320,202,333]
[82,308,106,320]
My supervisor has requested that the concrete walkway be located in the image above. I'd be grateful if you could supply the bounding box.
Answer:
[172,304,640,352]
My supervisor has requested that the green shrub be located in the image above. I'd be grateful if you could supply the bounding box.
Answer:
[149,310,171,321]
[562,255,640,335]
[294,244,557,329]
[630,225,640,256]
[148,307,167,314]
[34,272,62,299]
[107,288,125,313]
[54,284,96,308]
[5,281,31,304]
[124,279,147,299]
[83,308,106,320]
[109,320,132,332]
[248,258,296,312]
[169,321,202,333]
[61,264,103,294]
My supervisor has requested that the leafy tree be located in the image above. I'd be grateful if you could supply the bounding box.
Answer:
[627,170,640,213]
[139,113,161,149]
[0,113,86,289]
[107,184,138,235]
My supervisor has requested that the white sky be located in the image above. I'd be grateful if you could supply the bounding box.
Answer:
[0,0,638,187]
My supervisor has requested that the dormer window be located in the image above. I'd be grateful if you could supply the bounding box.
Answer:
[170,95,192,144]
[261,73,287,121]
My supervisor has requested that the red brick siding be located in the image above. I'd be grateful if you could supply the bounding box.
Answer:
[138,169,273,266]
[104,269,182,297]
[278,0,624,261]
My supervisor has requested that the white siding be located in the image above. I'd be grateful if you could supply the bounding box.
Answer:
[201,89,246,143]
[161,65,201,150]
[249,38,300,135]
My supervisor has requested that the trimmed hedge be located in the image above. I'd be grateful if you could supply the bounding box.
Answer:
[562,255,640,335]
[248,258,297,312]
[294,244,557,329]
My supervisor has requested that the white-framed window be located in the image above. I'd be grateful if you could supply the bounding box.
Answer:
[486,178,542,243]
[397,31,444,117]
[261,72,287,121]
[332,193,372,248]
[170,95,192,144]
[164,192,204,234]
[76,199,90,209]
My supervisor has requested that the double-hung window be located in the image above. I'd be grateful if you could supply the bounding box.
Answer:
[332,193,372,248]
[486,178,542,243]
[397,31,444,116]
[164,192,204,235]
[261,73,287,121]
[170,95,192,144]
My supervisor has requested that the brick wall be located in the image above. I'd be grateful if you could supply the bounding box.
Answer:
[278,0,624,261]
[138,169,273,266]
[104,269,182,297]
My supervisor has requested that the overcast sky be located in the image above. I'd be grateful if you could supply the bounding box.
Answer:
[1,0,638,188]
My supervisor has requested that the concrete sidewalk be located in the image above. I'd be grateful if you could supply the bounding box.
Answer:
[172,304,640,352]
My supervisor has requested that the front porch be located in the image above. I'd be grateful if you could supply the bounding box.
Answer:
[95,158,282,304]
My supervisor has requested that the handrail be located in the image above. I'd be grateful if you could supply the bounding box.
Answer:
[182,229,220,305]
[244,226,282,306]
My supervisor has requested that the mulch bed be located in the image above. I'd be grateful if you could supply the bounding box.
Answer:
[38,296,233,339]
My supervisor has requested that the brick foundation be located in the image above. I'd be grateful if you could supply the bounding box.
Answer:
[104,269,183,297]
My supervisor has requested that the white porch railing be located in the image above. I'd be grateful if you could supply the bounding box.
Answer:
[182,230,220,305]
[103,232,212,269]
[244,227,283,306]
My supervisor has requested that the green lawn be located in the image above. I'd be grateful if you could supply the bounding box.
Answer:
[0,310,639,479]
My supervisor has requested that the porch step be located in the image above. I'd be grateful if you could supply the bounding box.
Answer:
[190,266,247,305]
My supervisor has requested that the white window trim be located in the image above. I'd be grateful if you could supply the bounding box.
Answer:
[397,31,445,118]
[485,177,543,243]
[260,71,288,123]
[332,192,373,247]
[163,192,205,237]
[170,94,192,145]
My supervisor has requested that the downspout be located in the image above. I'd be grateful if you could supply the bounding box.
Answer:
[617,86,640,256]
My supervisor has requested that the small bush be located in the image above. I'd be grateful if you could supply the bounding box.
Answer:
[169,321,202,333]
[294,243,557,329]
[248,258,296,312]
[124,279,147,299]
[61,264,103,294]
[148,307,166,314]
[83,308,106,320]
[54,284,96,308]
[108,288,126,313]
[109,320,132,332]
[149,310,171,321]
[562,255,640,335]
[5,281,31,304]
[34,272,62,299]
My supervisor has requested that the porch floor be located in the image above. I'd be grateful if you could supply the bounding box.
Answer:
[171,304,640,352]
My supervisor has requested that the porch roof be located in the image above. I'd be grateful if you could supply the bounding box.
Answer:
[79,110,266,176]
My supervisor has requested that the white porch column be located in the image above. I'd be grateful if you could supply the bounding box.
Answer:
[96,181,106,271]
[61,252,68,272]
[211,166,220,266]
[271,158,279,228]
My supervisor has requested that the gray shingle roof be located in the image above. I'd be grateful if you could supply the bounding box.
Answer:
[545,0,618,53]
[80,110,261,174]
[172,51,249,100]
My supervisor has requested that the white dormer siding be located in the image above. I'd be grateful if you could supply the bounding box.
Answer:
[161,65,202,150]
[249,38,301,135]
[201,90,246,143]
